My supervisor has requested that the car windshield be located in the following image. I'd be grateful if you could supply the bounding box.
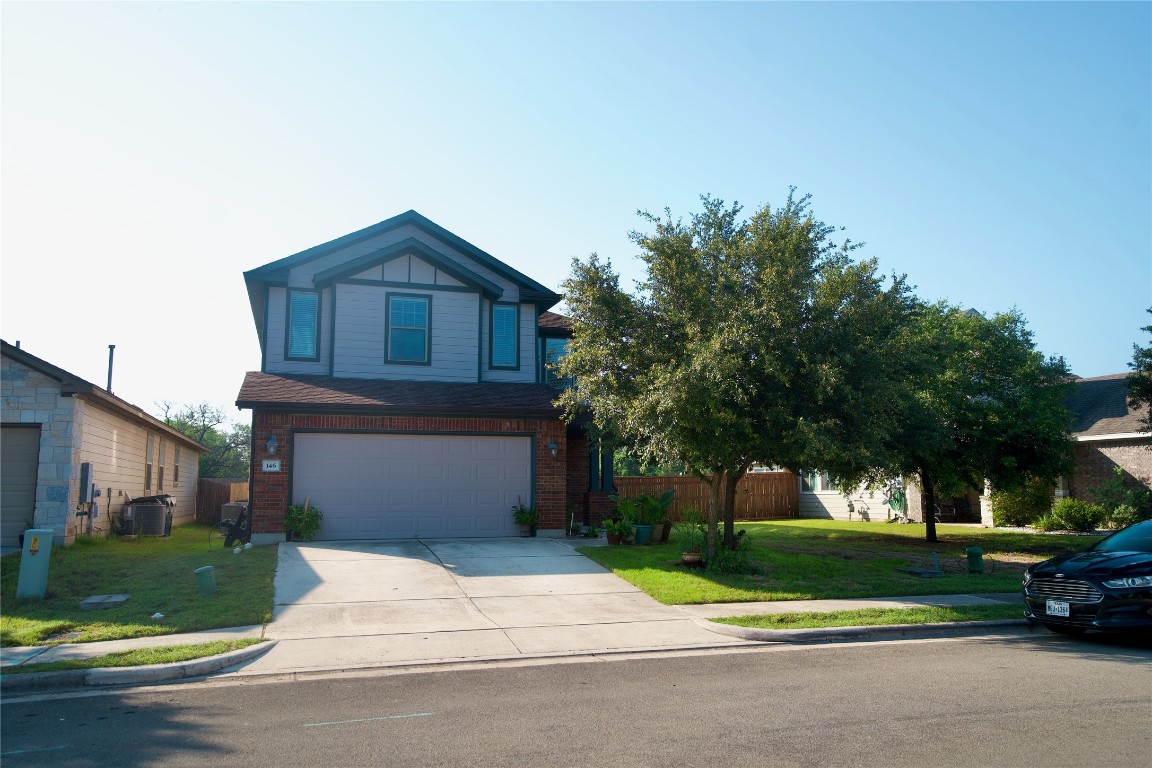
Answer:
[1092,523,1152,554]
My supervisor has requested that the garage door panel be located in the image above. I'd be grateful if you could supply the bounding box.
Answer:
[293,433,531,540]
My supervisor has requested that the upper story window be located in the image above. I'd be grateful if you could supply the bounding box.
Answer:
[287,289,320,360]
[491,303,519,369]
[543,337,569,385]
[387,294,430,364]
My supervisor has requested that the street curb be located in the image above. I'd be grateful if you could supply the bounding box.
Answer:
[694,618,1030,643]
[0,640,276,692]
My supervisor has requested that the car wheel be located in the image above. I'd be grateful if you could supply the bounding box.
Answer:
[1044,623,1086,635]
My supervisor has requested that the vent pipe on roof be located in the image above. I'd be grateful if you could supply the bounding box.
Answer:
[107,344,116,393]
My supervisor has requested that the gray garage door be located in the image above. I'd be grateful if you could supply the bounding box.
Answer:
[291,433,532,540]
[1,425,41,548]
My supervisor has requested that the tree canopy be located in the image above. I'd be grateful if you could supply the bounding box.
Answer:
[560,190,1077,551]
[160,402,251,479]
[558,192,916,558]
[873,305,1074,541]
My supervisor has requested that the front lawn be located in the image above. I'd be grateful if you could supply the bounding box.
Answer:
[713,603,1024,630]
[1,525,277,647]
[578,519,1101,604]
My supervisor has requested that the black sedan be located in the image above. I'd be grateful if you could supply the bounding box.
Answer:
[1023,520,1152,634]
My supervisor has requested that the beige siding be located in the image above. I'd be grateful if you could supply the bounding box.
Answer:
[76,401,200,531]
[799,484,892,522]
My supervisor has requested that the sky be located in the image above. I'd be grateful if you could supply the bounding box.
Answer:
[2,1,1149,428]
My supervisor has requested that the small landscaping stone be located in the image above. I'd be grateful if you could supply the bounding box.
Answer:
[79,594,130,610]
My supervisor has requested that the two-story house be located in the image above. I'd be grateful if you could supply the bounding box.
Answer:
[237,210,613,543]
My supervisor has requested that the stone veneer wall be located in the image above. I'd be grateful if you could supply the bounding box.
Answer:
[1,357,81,538]
[249,411,569,541]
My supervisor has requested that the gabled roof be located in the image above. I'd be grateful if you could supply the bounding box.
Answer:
[1,340,207,452]
[311,237,503,299]
[244,209,561,304]
[1067,373,1149,439]
[236,371,562,417]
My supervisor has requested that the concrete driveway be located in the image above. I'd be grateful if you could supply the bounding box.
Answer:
[231,537,747,675]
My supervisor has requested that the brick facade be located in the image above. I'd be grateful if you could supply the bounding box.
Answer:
[251,410,572,539]
[1069,438,1152,503]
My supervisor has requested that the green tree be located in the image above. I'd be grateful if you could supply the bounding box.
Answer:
[1128,308,1152,437]
[159,402,251,479]
[558,192,916,561]
[876,305,1074,542]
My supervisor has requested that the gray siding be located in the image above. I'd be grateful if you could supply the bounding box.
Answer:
[481,300,537,383]
[264,285,332,376]
[332,283,480,382]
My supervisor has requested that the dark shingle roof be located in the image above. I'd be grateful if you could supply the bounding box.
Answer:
[1067,373,1148,437]
[538,311,572,334]
[236,372,562,416]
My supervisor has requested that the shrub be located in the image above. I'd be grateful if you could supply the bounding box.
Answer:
[990,477,1055,527]
[1050,498,1106,533]
[1032,513,1061,532]
[1106,504,1142,530]
[706,537,757,575]
[1088,467,1151,520]
[284,503,323,541]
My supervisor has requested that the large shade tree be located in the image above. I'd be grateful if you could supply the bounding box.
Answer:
[160,402,251,479]
[557,192,916,560]
[875,305,1074,542]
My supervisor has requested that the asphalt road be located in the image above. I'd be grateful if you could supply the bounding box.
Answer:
[2,630,1150,767]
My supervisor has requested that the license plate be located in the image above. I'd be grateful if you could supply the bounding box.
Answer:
[1046,600,1070,617]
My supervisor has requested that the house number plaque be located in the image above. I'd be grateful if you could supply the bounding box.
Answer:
[262,460,281,472]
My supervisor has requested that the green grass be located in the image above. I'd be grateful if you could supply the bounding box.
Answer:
[578,519,1102,605]
[713,603,1024,630]
[2,638,266,675]
[1,525,277,647]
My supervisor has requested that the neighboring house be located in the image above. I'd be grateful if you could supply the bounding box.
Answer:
[236,210,612,542]
[1,341,204,548]
[799,373,1152,525]
[1064,373,1150,502]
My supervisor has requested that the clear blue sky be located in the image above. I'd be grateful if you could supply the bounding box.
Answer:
[3,1,1149,423]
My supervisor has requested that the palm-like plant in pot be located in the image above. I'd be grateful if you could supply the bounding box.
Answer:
[512,500,539,536]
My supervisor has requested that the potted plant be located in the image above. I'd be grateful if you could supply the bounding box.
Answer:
[584,524,601,539]
[285,501,323,542]
[512,501,538,537]
[603,518,624,545]
[674,506,706,566]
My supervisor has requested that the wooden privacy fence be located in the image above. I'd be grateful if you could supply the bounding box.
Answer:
[613,472,799,520]
[196,478,250,525]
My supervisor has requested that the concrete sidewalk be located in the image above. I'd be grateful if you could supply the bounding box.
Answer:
[0,534,1026,692]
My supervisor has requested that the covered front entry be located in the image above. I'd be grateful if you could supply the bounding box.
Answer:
[291,432,533,540]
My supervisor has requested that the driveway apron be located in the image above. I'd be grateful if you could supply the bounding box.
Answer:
[232,538,746,675]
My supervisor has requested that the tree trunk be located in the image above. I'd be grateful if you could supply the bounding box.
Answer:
[921,471,938,543]
[706,474,723,563]
[722,471,741,549]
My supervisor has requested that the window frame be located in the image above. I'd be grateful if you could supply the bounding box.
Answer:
[145,433,154,491]
[489,302,520,370]
[542,336,569,384]
[385,292,432,365]
[285,288,321,361]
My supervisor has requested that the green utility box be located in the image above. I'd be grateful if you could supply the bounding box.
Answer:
[195,565,217,595]
[16,528,54,599]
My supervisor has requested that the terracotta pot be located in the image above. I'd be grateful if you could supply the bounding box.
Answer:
[681,550,703,567]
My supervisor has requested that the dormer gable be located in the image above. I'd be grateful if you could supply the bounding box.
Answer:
[312,237,503,299]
